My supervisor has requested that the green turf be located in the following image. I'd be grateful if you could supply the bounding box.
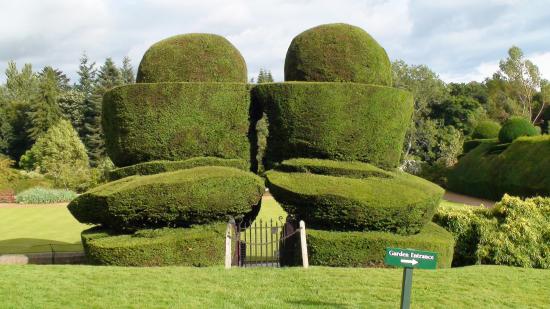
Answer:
[0,265,546,308]
[0,205,90,254]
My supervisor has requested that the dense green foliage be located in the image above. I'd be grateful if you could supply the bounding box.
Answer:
[430,95,483,135]
[284,23,391,85]
[498,116,539,143]
[81,224,226,266]
[15,187,77,204]
[462,138,492,154]
[448,135,550,199]
[434,195,550,268]
[301,223,454,268]
[19,120,90,191]
[103,82,251,167]
[472,120,501,139]
[108,157,248,180]
[266,159,443,234]
[136,34,247,83]
[69,166,264,231]
[252,83,413,169]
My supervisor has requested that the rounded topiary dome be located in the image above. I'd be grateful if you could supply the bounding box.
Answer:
[472,120,501,139]
[136,33,247,83]
[284,23,392,85]
[498,117,539,143]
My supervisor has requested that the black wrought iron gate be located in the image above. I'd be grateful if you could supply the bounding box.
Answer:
[230,217,300,267]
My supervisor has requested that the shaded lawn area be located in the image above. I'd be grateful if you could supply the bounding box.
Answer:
[0,265,547,308]
[0,204,90,254]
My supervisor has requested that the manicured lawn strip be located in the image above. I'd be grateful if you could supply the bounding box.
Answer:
[0,265,547,308]
[0,205,90,253]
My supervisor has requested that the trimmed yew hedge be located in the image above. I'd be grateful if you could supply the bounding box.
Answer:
[448,135,550,200]
[108,157,248,181]
[136,33,247,83]
[68,166,264,231]
[251,83,413,169]
[103,82,251,167]
[284,23,392,86]
[284,222,454,268]
[81,224,226,266]
[266,159,443,234]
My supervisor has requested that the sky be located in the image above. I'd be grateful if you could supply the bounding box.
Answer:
[1,0,550,84]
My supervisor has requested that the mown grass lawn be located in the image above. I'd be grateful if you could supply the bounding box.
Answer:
[0,204,89,253]
[0,265,547,308]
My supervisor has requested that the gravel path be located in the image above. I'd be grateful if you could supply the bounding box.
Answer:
[444,191,495,208]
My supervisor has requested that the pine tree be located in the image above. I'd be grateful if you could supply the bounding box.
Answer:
[121,56,135,84]
[76,53,96,97]
[82,58,123,166]
[26,67,62,141]
[257,68,274,83]
[38,66,70,91]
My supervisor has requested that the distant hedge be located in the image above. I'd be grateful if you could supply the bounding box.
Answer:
[284,23,392,86]
[266,159,443,234]
[81,224,226,266]
[136,33,247,83]
[251,83,413,169]
[472,120,501,139]
[108,157,248,181]
[462,138,493,154]
[103,82,251,167]
[288,223,454,268]
[498,117,539,143]
[447,135,550,200]
[68,166,265,231]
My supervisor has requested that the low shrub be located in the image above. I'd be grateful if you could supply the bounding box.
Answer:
[251,82,413,169]
[16,187,78,204]
[69,166,265,231]
[81,224,226,266]
[498,117,539,143]
[108,157,248,181]
[472,120,501,139]
[266,159,443,234]
[433,195,550,269]
[462,138,495,154]
[284,222,454,268]
[447,135,550,200]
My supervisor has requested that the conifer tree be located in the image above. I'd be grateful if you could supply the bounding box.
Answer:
[121,56,135,84]
[26,67,62,141]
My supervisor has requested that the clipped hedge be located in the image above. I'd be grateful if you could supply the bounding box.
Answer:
[69,166,265,231]
[81,224,226,266]
[103,82,251,167]
[291,222,454,268]
[252,83,413,169]
[448,135,550,200]
[284,23,392,86]
[108,157,248,181]
[498,117,539,143]
[472,120,501,139]
[136,33,247,83]
[462,138,494,154]
[266,159,443,234]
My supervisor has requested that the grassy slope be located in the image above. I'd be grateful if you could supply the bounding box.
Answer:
[0,265,547,308]
[0,205,90,253]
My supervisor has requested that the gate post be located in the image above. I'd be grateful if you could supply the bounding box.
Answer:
[299,220,309,268]
[225,222,233,269]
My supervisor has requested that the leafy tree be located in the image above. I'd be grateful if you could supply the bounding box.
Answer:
[430,95,484,135]
[498,46,542,122]
[0,97,13,155]
[26,67,62,141]
[20,119,90,190]
[121,56,135,84]
[485,73,521,122]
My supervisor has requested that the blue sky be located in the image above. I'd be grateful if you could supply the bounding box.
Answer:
[1,0,549,83]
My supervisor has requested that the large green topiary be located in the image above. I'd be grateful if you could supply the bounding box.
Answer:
[447,135,550,200]
[81,224,226,266]
[284,23,392,85]
[68,166,265,231]
[108,157,248,181]
[251,82,413,169]
[498,117,539,143]
[266,159,443,234]
[472,120,501,139]
[284,222,454,268]
[136,34,247,83]
[103,82,251,167]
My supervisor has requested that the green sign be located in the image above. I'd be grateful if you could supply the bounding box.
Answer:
[384,248,437,270]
